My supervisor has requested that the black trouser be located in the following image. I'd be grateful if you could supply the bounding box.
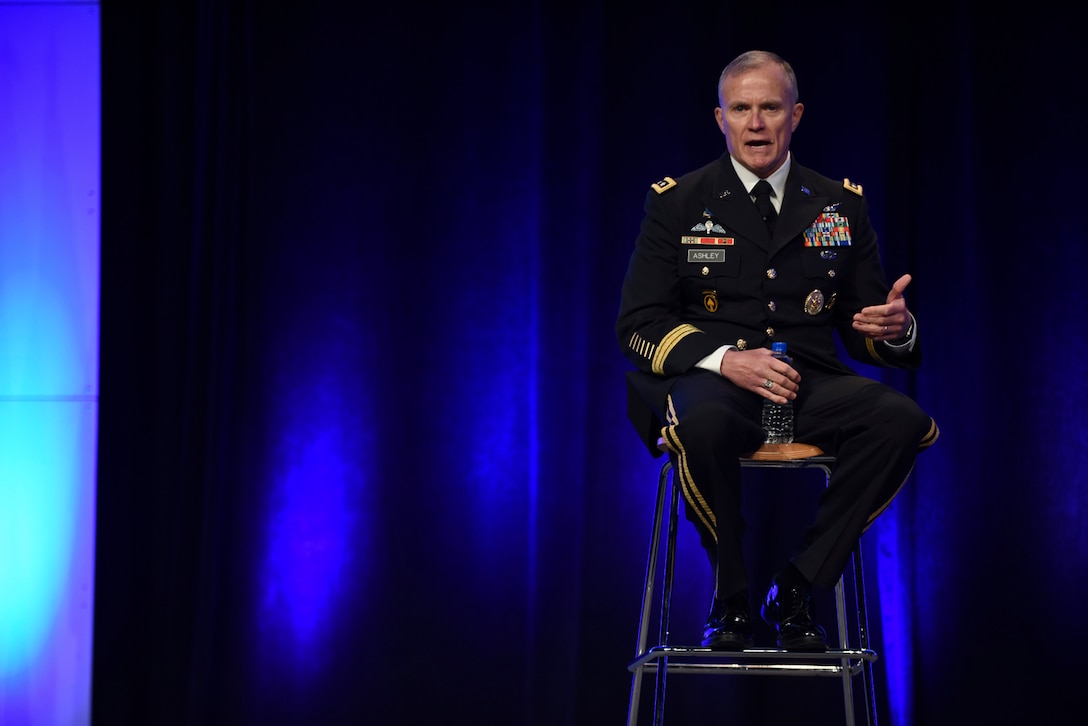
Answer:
[660,368,933,598]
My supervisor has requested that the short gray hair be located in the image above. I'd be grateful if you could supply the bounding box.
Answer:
[717,50,799,106]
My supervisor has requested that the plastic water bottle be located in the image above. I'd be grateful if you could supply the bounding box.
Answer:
[762,341,794,444]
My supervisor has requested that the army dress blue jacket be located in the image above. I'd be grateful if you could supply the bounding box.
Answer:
[616,154,921,453]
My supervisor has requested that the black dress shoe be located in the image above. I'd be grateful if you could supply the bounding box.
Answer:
[701,590,753,650]
[760,576,828,651]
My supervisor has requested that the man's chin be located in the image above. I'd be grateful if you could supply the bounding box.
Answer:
[738,152,782,178]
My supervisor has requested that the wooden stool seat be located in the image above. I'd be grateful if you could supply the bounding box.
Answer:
[745,441,824,460]
[657,437,825,461]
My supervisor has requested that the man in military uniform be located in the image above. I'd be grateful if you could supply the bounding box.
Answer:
[616,50,938,651]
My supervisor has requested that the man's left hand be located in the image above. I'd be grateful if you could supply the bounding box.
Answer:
[852,274,912,340]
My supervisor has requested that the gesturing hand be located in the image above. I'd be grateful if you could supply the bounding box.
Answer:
[853,273,913,340]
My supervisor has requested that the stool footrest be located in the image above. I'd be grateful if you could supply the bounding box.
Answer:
[629,645,877,678]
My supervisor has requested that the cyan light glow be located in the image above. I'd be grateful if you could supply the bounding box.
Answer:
[0,2,99,724]
[0,402,96,716]
[0,349,79,673]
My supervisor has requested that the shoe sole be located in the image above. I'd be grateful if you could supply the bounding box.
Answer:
[702,634,754,650]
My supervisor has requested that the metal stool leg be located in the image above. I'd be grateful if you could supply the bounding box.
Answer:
[809,463,857,726]
[627,460,672,726]
[852,538,878,726]
[653,462,681,725]
[834,558,856,726]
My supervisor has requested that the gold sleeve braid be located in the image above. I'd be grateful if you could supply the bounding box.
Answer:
[627,332,656,363]
[650,324,702,374]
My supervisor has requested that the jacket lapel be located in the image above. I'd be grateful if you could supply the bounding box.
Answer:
[769,166,827,256]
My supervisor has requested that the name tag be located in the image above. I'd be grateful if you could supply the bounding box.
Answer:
[688,249,725,263]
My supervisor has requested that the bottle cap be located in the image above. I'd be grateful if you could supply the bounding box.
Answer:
[772,341,787,353]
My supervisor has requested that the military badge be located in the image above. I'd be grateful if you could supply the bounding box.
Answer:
[682,236,734,245]
[804,212,852,247]
[690,219,729,235]
[702,290,719,313]
[804,289,825,315]
[652,176,677,194]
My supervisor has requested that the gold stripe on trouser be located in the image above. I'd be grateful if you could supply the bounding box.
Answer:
[661,394,716,541]
[863,417,941,529]
[863,463,913,531]
[918,418,940,449]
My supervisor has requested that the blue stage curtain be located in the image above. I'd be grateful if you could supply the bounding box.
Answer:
[96,2,1088,724]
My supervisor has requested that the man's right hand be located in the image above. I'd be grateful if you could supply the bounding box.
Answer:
[720,347,800,403]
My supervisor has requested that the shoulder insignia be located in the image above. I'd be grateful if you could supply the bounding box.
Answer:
[652,176,677,194]
[843,178,863,196]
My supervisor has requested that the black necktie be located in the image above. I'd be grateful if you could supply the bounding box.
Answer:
[751,179,777,233]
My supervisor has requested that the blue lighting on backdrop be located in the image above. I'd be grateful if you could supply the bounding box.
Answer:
[259,374,360,673]
[873,515,912,725]
[262,431,352,653]
[0,2,99,723]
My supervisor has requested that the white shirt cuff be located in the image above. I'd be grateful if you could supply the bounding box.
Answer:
[695,345,736,375]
